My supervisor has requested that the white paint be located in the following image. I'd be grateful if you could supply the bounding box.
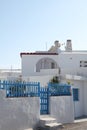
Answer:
[0,90,40,130]
[0,69,21,80]
[22,55,58,76]
[21,45,87,119]
[58,52,87,76]
[49,96,74,123]
[72,81,84,118]
[23,73,59,86]
[21,51,87,81]
[83,81,87,115]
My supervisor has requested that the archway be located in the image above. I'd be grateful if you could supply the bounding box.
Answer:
[36,57,58,72]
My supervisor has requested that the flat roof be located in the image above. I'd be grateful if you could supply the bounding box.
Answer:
[20,52,58,57]
[61,50,87,55]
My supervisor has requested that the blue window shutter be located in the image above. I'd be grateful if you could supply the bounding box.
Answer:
[73,88,79,101]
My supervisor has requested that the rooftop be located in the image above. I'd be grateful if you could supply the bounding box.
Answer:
[20,52,58,57]
[61,50,87,55]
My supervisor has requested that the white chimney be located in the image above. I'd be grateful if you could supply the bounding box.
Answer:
[54,40,60,47]
[65,39,72,51]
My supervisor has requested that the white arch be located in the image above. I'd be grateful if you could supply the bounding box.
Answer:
[36,57,58,72]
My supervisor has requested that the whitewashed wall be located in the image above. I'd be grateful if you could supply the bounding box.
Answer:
[23,74,59,86]
[58,52,87,76]
[72,81,84,118]
[0,90,40,130]
[0,71,21,80]
[21,52,87,77]
[22,55,58,76]
[61,79,85,118]
[21,51,87,120]
[49,96,74,123]
[83,81,87,115]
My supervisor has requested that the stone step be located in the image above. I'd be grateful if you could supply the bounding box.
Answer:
[45,122,62,130]
[39,115,62,130]
[24,128,33,130]
[40,115,57,127]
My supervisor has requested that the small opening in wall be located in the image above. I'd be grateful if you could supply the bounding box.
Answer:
[70,57,72,60]
[51,62,55,69]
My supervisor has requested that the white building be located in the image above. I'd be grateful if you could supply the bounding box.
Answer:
[0,69,21,80]
[20,40,87,118]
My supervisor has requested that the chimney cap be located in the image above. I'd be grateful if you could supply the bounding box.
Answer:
[67,39,71,42]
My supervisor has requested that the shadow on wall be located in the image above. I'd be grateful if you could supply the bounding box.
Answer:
[36,58,58,72]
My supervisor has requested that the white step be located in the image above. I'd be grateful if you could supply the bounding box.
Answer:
[39,115,62,130]
[24,128,33,130]
[40,115,57,126]
[45,122,61,127]
[45,122,62,130]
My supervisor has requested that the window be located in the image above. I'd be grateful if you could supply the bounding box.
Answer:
[84,61,87,63]
[80,60,87,67]
[51,62,55,69]
[73,88,79,101]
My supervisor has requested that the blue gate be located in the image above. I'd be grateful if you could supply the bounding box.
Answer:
[40,87,49,115]
[0,80,40,97]
[0,80,71,115]
[0,80,49,115]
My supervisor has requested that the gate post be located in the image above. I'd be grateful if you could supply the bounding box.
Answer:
[47,83,50,114]
[38,82,40,97]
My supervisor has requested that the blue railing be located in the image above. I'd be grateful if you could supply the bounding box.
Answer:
[48,83,71,96]
[0,80,6,89]
[0,80,71,97]
[40,87,49,114]
[0,80,40,97]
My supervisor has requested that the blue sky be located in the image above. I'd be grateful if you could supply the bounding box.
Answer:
[0,0,87,69]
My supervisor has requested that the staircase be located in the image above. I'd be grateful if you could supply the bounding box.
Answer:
[39,115,62,130]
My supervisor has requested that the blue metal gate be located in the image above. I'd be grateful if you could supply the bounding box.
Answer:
[40,87,49,115]
[0,80,71,115]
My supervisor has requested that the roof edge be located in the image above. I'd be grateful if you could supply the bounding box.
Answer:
[20,52,58,57]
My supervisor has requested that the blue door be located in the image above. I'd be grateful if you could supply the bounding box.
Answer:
[40,87,49,115]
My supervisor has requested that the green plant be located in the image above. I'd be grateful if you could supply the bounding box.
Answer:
[50,76,60,83]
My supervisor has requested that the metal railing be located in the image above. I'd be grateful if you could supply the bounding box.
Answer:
[48,83,71,96]
[0,80,40,97]
[0,80,71,97]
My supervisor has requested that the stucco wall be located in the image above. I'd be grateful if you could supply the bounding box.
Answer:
[22,55,58,76]
[58,52,87,76]
[0,90,40,130]
[23,74,59,86]
[61,79,85,118]
[49,96,74,123]
[83,81,87,115]
[72,81,84,118]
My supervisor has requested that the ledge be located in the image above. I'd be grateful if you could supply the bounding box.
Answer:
[65,74,87,81]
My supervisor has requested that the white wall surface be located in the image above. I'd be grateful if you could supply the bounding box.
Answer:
[62,78,87,118]
[58,52,87,76]
[0,72,21,80]
[23,74,59,86]
[83,81,87,115]
[0,90,40,130]
[21,52,87,77]
[21,51,87,119]
[71,81,84,118]
[49,96,74,123]
[22,55,58,76]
